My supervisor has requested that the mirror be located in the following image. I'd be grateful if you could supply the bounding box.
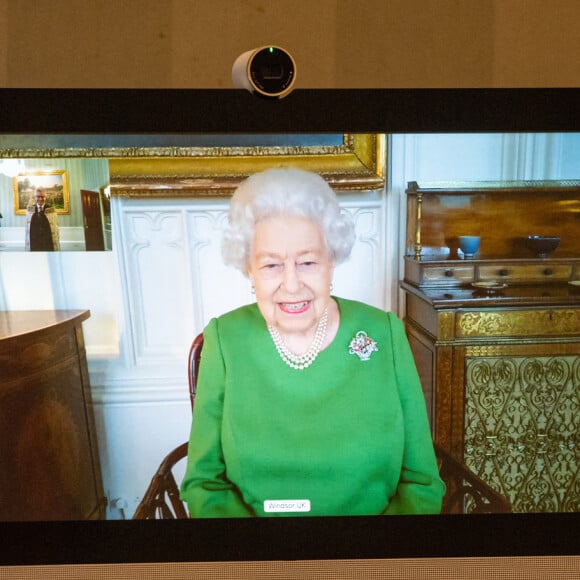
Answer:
[0,158,111,251]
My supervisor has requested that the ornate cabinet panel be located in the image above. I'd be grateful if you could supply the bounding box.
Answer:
[463,350,579,512]
[0,310,106,521]
[401,180,580,513]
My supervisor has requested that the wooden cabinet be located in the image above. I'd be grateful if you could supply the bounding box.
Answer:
[401,181,580,513]
[0,310,105,521]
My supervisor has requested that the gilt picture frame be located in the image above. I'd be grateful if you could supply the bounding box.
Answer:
[106,133,385,197]
[1,133,385,198]
[13,170,71,215]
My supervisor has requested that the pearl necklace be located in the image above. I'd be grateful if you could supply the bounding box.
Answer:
[268,308,328,370]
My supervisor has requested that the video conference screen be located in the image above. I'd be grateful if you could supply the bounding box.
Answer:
[0,89,579,571]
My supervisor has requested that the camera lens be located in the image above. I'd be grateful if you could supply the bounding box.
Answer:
[249,47,295,97]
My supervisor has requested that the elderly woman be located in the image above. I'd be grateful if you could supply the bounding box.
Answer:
[180,167,445,517]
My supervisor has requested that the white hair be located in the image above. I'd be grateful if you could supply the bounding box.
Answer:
[222,167,356,273]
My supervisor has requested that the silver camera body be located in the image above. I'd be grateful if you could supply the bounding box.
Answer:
[232,46,296,99]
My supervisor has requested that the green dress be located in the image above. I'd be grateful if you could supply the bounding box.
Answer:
[180,297,445,517]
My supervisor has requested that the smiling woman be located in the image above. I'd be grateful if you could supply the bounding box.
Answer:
[250,215,336,366]
[179,167,445,518]
[228,169,350,359]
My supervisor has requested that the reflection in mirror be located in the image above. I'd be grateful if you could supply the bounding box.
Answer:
[0,158,111,251]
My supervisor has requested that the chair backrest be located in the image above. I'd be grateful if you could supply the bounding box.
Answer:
[187,332,204,409]
[132,333,204,519]
[434,445,511,514]
[132,442,190,519]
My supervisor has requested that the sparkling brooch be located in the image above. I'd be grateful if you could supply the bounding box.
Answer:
[348,331,378,361]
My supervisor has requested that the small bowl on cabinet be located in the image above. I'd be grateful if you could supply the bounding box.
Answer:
[525,235,560,258]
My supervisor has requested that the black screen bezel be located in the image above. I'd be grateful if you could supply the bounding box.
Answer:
[1,88,579,566]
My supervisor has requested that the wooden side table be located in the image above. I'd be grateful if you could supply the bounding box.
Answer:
[401,180,580,513]
[0,310,106,521]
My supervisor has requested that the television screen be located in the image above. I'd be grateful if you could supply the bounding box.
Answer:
[0,89,579,577]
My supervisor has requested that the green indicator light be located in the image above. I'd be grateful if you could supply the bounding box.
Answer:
[269,47,274,53]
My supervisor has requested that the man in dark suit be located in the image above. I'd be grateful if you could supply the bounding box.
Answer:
[25,187,60,251]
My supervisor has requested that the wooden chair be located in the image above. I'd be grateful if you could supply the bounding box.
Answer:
[435,445,511,514]
[132,442,189,519]
[132,334,203,519]
[133,333,511,518]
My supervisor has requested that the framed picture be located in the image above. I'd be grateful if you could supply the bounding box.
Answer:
[13,170,70,215]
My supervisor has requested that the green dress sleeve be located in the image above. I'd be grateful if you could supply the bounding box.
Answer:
[381,313,446,514]
[180,317,254,517]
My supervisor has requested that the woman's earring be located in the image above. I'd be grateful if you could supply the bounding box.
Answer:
[330,283,334,292]
[251,286,255,294]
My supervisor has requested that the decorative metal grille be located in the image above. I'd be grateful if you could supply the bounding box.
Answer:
[464,356,579,512]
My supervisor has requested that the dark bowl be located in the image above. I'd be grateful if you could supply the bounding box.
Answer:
[525,235,560,258]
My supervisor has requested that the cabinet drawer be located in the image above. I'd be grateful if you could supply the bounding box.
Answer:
[421,265,475,285]
[478,263,573,283]
[457,308,580,338]
[1,328,78,385]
